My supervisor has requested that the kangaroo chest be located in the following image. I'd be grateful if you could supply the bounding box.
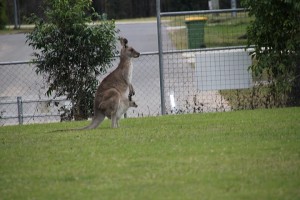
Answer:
[116,99,129,118]
[127,61,133,84]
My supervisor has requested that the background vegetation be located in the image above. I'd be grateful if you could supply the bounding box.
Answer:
[242,0,300,107]
[0,0,7,29]
[167,12,250,49]
[3,0,242,25]
[0,108,299,199]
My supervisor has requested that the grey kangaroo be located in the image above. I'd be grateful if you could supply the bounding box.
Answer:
[81,37,140,129]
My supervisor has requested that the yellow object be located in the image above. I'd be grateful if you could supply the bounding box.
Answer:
[185,17,208,22]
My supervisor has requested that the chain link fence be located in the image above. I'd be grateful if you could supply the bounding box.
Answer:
[158,9,272,114]
[1,9,294,126]
[0,53,161,126]
[0,61,68,125]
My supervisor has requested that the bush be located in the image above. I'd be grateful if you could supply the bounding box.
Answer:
[26,0,118,120]
[242,0,300,106]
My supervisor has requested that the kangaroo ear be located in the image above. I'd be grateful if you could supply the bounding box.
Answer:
[119,37,128,48]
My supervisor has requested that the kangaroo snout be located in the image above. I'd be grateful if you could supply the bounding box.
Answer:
[134,52,140,58]
[129,100,138,108]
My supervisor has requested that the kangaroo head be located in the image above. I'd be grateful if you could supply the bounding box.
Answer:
[119,37,140,59]
[129,100,138,108]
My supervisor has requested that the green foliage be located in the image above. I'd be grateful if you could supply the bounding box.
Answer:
[26,0,118,120]
[0,0,8,29]
[167,12,250,49]
[1,108,300,199]
[242,0,300,106]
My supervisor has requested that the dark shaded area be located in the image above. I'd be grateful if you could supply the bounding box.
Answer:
[5,0,242,22]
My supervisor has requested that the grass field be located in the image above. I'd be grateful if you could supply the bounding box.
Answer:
[166,12,250,49]
[0,108,300,200]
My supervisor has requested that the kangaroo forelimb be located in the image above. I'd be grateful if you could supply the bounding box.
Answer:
[129,84,135,97]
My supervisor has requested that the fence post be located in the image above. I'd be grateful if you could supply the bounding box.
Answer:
[231,0,237,17]
[17,96,23,125]
[13,0,19,29]
[156,0,166,115]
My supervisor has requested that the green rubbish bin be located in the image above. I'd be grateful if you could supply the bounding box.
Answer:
[185,17,208,49]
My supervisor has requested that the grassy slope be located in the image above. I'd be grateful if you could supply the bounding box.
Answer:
[166,13,250,49]
[0,108,299,200]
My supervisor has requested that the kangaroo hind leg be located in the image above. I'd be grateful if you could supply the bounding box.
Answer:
[111,114,118,128]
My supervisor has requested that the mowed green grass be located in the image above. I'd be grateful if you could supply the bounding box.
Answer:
[0,108,299,200]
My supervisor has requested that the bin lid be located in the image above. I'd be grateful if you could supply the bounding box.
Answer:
[185,17,208,22]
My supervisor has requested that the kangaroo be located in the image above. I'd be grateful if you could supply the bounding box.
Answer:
[81,37,140,129]
[102,92,138,128]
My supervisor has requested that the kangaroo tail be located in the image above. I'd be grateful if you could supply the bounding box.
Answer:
[49,111,105,132]
[80,111,105,130]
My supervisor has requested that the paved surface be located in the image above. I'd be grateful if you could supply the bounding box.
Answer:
[0,34,32,62]
[0,22,159,62]
[117,21,159,53]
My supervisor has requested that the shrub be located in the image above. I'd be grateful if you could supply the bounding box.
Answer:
[26,0,118,120]
[242,0,300,106]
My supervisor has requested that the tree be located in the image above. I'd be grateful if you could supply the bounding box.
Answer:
[242,0,300,106]
[0,0,8,29]
[26,0,118,120]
